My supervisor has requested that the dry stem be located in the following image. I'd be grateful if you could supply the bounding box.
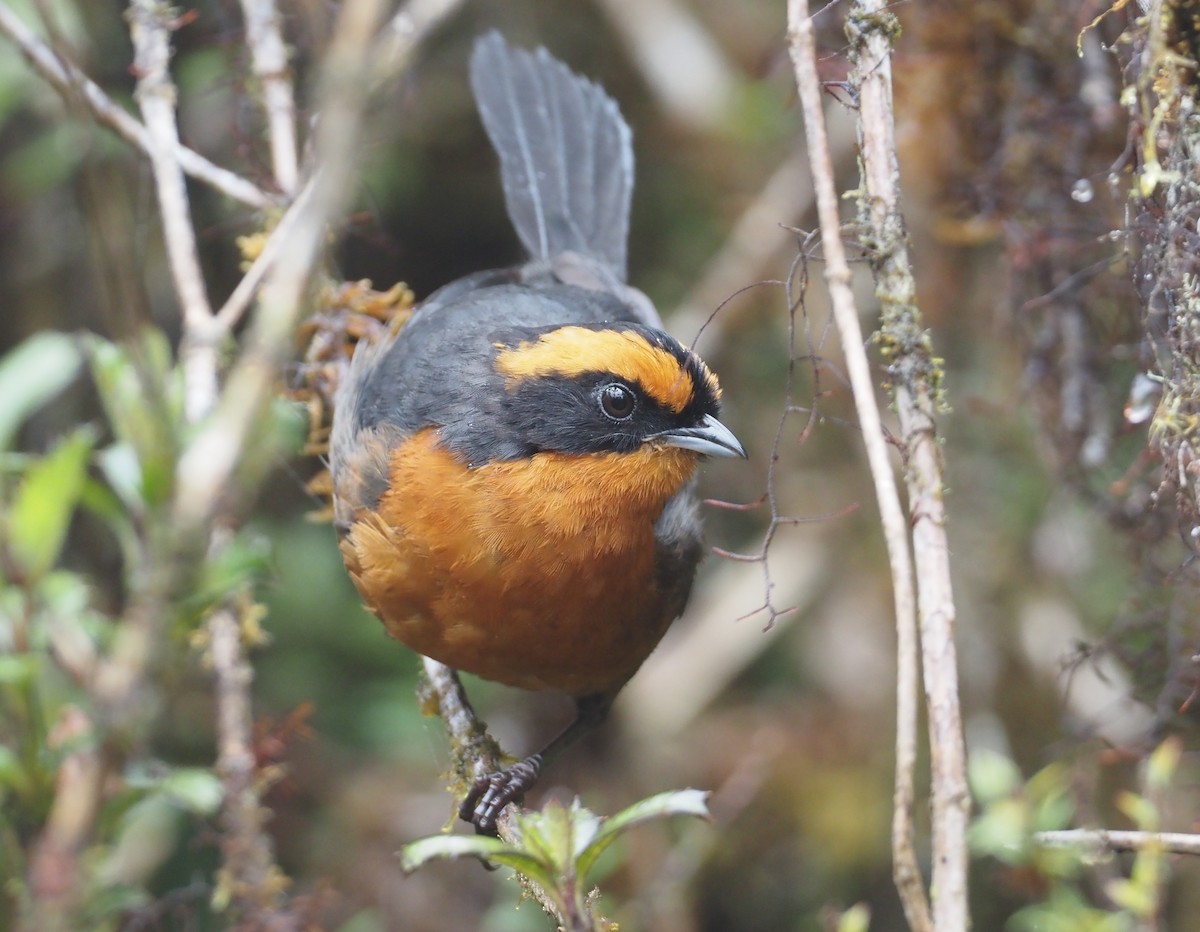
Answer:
[786,2,934,929]
[239,0,299,194]
[1034,830,1200,856]
[846,3,969,928]
[128,0,218,420]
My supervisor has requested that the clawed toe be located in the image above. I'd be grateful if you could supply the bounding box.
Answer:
[459,756,543,835]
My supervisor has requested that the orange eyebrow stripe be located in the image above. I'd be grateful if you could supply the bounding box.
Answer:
[493,327,702,414]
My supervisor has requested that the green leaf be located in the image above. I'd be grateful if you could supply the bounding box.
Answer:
[0,654,40,686]
[7,426,97,580]
[968,798,1029,864]
[399,833,554,887]
[575,788,711,880]
[161,768,224,816]
[1031,787,1075,833]
[86,331,179,508]
[95,443,145,515]
[969,748,1023,804]
[1115,791,1158,832]
[1146,737,1181,790]
[1106,876,1155,917]
[183,531,273,621]
[95,795,180,886]
[836,903,872,932]
[0,331,82,450]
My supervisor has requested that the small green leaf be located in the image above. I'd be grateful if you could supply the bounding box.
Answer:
[0,743,22,789]
[514,796,574,871]
[161,768,224,816]
[0,331,82,450]
[1146,737,1181,790]
[1106,876,1155,917]
[969,748,1023,804]
[836,903,872,932]
[7,426,97,580]
[86,331,178,508]
[1031,787,1075,833]
[0,654,41,686]
[184,531,273,620]
[95,443,145,514]
[96,795,180,886]
[576,788,711,880]
[968,798,1029,864]
[399,833,551,885]
[1115,791,1158,832]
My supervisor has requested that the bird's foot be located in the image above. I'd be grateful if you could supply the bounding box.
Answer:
[459,755,543,835]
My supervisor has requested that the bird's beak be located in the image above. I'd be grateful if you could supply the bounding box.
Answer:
[655,414,747,459]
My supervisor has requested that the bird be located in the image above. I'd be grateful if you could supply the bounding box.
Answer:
[330,32,745,835]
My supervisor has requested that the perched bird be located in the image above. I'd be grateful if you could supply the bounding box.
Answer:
[330,32,744,834]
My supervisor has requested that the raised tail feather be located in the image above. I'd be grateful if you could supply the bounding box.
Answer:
[470,32,634,282]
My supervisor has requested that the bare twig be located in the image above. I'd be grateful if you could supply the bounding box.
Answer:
[128,0,218,421]
[0,1,272,209]
[785,3,933,931]
[210,604,285,917]
[239,0,299,194]
[846,2,969,927]
[1034,830,1200,857]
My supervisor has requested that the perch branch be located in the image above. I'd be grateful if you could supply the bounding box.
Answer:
[786,3,933,930]
[420,657,582,928]
[0,1,272,209]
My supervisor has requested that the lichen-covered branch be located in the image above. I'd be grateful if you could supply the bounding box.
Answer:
[845,2,970,929]
[784,3,933,929]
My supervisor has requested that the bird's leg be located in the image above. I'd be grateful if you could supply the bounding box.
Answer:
[460,693,612,835]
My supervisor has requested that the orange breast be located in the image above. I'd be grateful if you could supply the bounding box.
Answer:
[340,428,700,696]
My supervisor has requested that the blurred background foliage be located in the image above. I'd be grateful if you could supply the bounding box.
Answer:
[2,0,1200,929]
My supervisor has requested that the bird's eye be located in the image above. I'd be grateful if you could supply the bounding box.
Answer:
[598,383,636,420]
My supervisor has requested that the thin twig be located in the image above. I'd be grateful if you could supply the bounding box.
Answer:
[1034,830,1200,856]
[785,4,933,931]
[0,1,272,209]
[213,174,318,332]
[210,604,285,917]
[128,0,218,421]
[238,0,299,194]
[847,3,970,928]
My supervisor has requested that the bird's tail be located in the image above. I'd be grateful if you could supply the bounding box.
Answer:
[470,32,634,283]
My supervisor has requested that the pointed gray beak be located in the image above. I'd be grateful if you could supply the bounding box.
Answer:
[656,414,747,459]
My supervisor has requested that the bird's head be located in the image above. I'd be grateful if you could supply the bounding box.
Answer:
[488,322,745,462]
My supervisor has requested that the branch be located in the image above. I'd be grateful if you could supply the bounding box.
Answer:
[0,1,272,209]
[238,0,299,194]
[846,3,970,928]
[1035,830,1200,857]
[420,658,577,927]
[785,4,932,931]
[209,604,287,918]
[127,0,218,420]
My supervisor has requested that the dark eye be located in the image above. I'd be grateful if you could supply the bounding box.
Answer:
[598,383,636,420]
